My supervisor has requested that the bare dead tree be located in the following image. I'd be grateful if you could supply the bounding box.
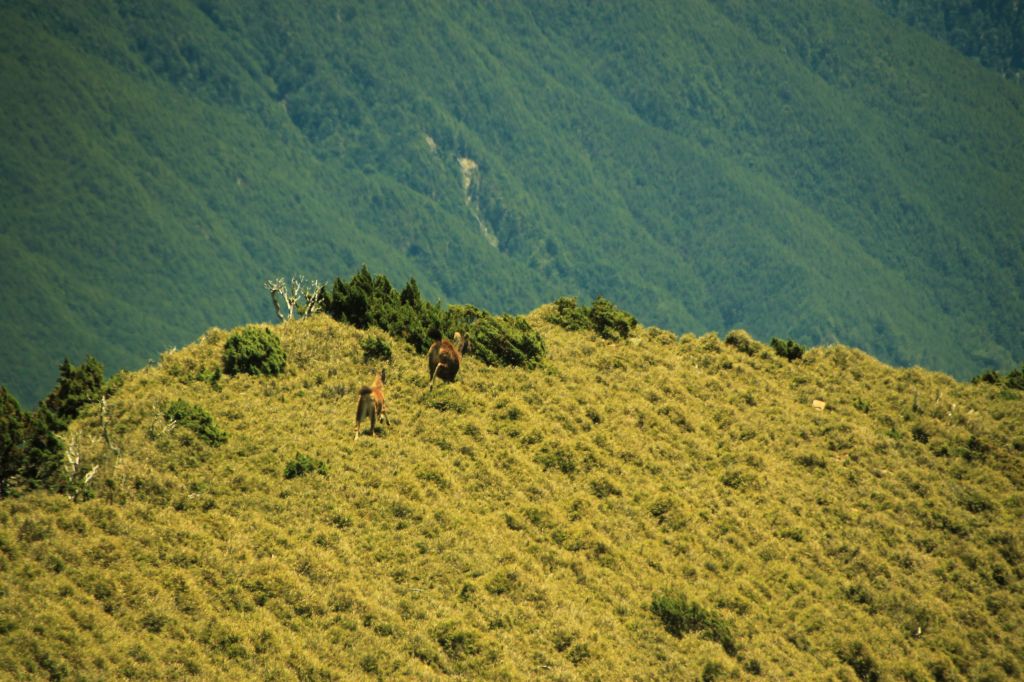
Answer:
[265,276,325,321]
[61,432,99,502]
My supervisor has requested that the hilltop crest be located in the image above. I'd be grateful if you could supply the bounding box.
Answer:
[1,310,1022,679]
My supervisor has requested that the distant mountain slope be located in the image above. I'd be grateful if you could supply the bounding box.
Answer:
[1,312,1022,678]
[871,0,1024,82]
[3,0,1024,404]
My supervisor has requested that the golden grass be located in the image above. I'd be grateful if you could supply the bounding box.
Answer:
[1,309,1022,679]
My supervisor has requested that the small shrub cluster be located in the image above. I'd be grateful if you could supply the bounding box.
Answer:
[972,362,1024,390]
[589,296,638,340]
[433,621,482,661]
[423,389,468,414]
[222,326,286,376]
[456,308,545,369]
[836,640,882,682]
[651,589,737,656]
[163,399,227,446]
[547,296,637,340]
[547,297,593,331]
[283,454,327,479]
[770,337,805,361]
[326,268,545,368]
[360,335,392,363]
[724,330,762,356]
[535,446,576,474]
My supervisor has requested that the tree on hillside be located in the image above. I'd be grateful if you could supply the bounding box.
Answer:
[0,387,25,498]
[41,356,105,431]
[15,356,106,492]
[265,276,325,321]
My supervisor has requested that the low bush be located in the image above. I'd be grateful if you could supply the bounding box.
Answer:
[836,640,882,682]
[284,454,327,479]
[465,312,545,369]
[651,589,737,656]
[433,621,482,661]
[423,389,468,414]
[360,335,392,363]
[1008,365,1024,390]
[974,363,1024,390]
[590,477,622,498]
[724,330,760,356]
[589,296,637,340]
[222,326,286,376]
[546,296,637,340]
[770,337,805,361]
[164,400,227,446]
[547,297,592,331]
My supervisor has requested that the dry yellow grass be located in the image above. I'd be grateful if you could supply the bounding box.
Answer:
[1,309,1022,680]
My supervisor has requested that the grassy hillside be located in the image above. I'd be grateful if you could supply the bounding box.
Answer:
[3,0,1024,407]
[1,312,1022,679]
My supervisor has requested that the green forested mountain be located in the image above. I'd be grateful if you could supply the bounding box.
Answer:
[3,0,1024,404]
[871,0,1024,82]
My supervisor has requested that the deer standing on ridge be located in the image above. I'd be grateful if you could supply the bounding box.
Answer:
[427,332,468,390]
[354,368,389,439]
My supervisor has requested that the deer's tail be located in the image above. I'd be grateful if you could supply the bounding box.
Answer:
[355,387,375,423]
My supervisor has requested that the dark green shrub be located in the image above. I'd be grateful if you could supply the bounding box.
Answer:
[6,356,108,494]
[796,453,827,469]
[720,469,749,489]
[588,296,637,340]
[222,326,286,376]
[724,330,760,356]
[590,477,622,498]
[164,399,227,446]
[465,313,545,368]
[566,643,591,665]
[650,497,674,519]
[325,268,443,353]
[972,369,1002,385]
[535,446,576,474]
[433,621,481,661]
[837,641,882,682]
[546,295,637,340]
[17,409,64,492]
[701,661,727,681]
[546,297,593,331]
[770,337,805,361]
[960,490,994,513]
[484,570,517,595]
[41,356,105,430]
[972,364,1024,390]
[0,387,25,498]
[284,454,327,479]
[651,589,737,656]
[911,424,930,444]
[1007,364,1024,390]
[360,335,392,362]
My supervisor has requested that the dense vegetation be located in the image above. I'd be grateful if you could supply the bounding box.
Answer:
[871,0,1024,82]
[0,308,1021,679]
[3,0,1024,405]
[326,267,546,369]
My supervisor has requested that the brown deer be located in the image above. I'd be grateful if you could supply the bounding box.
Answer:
[427,332,468,390]
[354,368,389,439]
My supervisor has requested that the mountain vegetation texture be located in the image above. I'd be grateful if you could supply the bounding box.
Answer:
[1,310,1022,679]
[871,0,1024,82]
[3,0,1024,405]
